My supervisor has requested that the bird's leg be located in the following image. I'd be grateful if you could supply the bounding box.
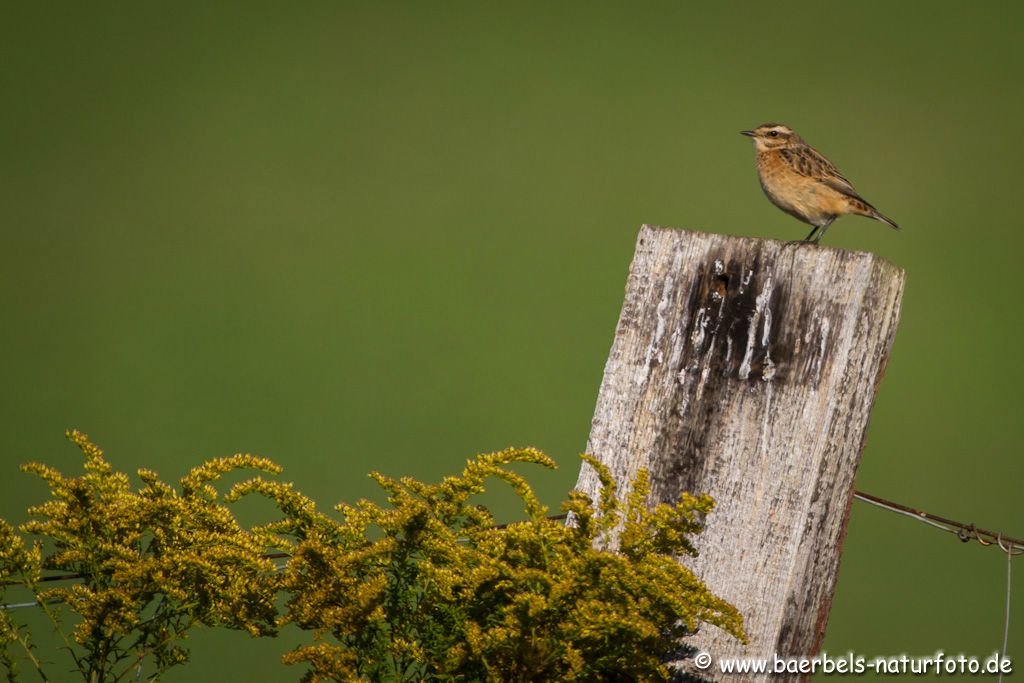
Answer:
[811,218,835,244]
[785,225,819,246]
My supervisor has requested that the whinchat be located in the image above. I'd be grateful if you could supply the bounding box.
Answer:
[741,123,899,243]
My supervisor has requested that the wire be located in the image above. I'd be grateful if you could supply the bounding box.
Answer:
[998,536,1013,683]
[2,495,1019,600]
[853,490,1024,554]
[0,598,62,611]
[852,489,1017,679]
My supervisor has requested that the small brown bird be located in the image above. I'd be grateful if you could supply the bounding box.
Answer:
[741,123,898,243]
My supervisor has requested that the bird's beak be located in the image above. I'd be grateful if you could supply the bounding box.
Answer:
[740,130,756,137]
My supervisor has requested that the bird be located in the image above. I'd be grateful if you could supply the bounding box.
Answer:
[740,123,898,243]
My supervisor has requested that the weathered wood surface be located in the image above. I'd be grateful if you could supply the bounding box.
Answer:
[574,225,904,681]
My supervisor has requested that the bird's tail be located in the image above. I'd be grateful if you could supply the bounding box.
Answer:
[851,196,900,231]
[871,209,900,231]
[872,210,897,232]
[851,196,901,231]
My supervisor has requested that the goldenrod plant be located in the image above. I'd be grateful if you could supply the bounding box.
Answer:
[238,449,746,682]
[0,519,43,679]
[1,430,281,682]
[1,433,744,683]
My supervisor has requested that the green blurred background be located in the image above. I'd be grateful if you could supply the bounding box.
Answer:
[2,1,1021,680]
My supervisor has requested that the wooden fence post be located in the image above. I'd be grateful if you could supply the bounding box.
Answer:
[574,225,905,680]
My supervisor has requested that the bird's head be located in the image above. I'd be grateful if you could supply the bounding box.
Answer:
[740,123,800,151]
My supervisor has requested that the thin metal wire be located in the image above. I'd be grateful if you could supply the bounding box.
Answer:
[852,490,1017,680]
[853,494,961,536]
[3,495,1020,604]
[997,534,1013,683]
[0,598,62,611]
[853,490,1024,554]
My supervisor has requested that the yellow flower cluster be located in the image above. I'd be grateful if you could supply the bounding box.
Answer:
[2,430,283,682]
[2,435,745,683]
[230,449,746,682]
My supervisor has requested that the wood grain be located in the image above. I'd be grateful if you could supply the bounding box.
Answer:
[574,225,905,681]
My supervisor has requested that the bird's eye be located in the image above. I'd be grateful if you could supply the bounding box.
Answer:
[768,130,779,137]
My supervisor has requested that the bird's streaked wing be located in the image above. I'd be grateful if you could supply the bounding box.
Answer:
[782,145,866,201]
